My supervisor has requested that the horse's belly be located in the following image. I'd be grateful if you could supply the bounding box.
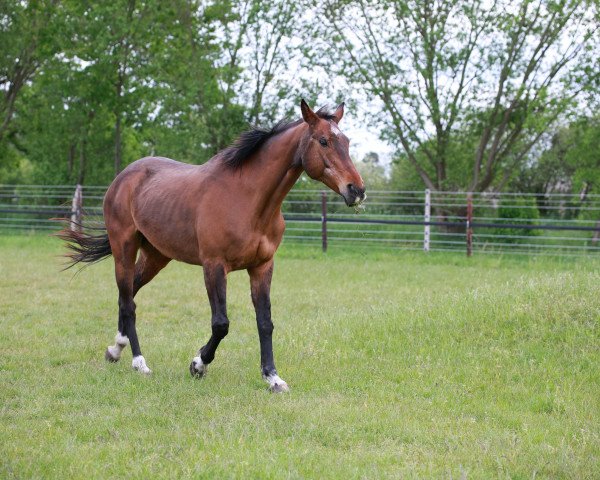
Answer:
[132,201,202,264]
[146,229,201,264]
[138,216,281,269]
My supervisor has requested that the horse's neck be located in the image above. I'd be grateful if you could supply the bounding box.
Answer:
[243,123,307,222]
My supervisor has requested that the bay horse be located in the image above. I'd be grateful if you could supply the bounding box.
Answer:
[59,100,366,392]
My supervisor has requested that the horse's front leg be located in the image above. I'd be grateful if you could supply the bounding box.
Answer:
[248,260,289,393]
[190,263,229,377]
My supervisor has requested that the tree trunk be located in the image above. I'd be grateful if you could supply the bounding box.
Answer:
[67,143,75,180]
[592,220,600,245]
[114,113,122,176]
[78,139,86,185]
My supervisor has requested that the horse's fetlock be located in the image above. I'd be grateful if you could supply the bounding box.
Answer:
[200,346,215,364]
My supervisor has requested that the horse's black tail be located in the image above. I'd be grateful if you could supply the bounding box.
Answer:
[56,226,112,270]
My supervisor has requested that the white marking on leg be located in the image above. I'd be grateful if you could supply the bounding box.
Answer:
[264,373,289,392]
[115,332,129,346]
[107,332,129,360]
[190,355,207,377]
[132,355,151,374]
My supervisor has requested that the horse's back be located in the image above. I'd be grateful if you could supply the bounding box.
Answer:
[117,156,196,180]
[106,156,204,199]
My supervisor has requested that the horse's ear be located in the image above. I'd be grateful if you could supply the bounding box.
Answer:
[333,102,345,123]
[300,99,318,127]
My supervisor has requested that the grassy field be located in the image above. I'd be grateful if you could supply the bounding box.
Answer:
[1,235,599,478]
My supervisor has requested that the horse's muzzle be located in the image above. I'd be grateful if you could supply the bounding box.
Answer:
[343,184,367,207]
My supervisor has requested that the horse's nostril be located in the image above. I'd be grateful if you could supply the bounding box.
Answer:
[348,183,365,197]
[344,183,366,206]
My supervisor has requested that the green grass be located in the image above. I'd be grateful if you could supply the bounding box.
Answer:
[1,235,599,479]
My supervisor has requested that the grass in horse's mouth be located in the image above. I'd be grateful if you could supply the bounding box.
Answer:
[353,202,366,214]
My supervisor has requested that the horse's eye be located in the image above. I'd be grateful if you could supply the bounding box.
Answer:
[319,137,328,147]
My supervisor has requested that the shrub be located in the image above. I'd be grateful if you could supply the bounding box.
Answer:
[491,197,540,244]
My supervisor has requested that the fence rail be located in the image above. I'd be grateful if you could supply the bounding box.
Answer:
[1,184,599,257]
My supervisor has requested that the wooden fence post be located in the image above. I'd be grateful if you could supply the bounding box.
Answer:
[592,220,600,245]
[466,192,473,257]
[424,188,430,252]
[71,184,83,232]
[321,191,327,252]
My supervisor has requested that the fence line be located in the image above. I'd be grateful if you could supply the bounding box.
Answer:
[1,184,599,256]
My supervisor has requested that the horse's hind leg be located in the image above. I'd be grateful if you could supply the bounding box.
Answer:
[103,226,152,373]
[106,240,170,365]
[133,240,171,298]
[190,263,229,377]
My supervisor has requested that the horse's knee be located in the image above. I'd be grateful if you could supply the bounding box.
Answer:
[119,296,135,309]
[212,316,229,339]
[258,320,273,337]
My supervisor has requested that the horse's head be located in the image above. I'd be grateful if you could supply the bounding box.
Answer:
[299,99,366,207]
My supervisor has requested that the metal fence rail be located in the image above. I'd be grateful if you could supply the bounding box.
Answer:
[1,184,599,257]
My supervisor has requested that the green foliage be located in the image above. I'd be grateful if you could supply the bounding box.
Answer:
[1,0,598,190]
[528,117,600,195]
[490,197,540,243]
[0,145,32,184]
[1,0,296,185]
[232,0,302,125]
[389,154,424,191]
[0,0,64,167]
[389,124,481,192]
[316,0,599,192]
[355,153,388,191]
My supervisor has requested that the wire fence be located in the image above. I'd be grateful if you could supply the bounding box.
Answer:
[1,184,600,257]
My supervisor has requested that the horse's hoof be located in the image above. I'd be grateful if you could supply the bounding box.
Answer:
[264,373,289,393]
[105,346,120,363]
[269,382,290,393]
[132,355,152,375]
[190,356,207,378]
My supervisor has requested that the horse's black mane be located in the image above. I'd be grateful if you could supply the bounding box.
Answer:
[222,107,337,169]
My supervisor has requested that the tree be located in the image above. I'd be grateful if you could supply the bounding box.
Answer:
[0,0,61,150]
[6,1,247,184]
[65,0,169,176]
[356,152,388,191]
[319,0,599,192]
[15,55,119,185]
[219,0,304,126]
[241,0,299,124]
[141,1,247,161]
[517,116,600,197]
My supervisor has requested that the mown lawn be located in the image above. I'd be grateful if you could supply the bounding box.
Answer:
[1,235,599,479]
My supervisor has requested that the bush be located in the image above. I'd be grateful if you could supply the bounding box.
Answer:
[491,197,540,244]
